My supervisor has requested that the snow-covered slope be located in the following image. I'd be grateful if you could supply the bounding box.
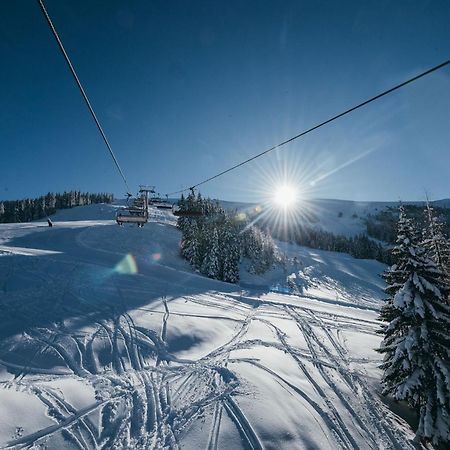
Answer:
[0,203,417,449]
[221,197,450,237]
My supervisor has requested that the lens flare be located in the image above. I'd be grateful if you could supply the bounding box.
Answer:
[152,252,161,262]
[273,184,297,208]
[114,254,138,275]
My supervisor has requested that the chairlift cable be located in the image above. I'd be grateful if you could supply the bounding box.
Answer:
[36,0,132,195]
[165,58,450,197]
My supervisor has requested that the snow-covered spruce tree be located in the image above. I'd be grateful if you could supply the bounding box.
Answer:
[201,227,220,279]
[378,208,450,445]
[261,231,277,272]
[220,219,240,283]
[176,193,191,233]
[176,193,277,282]
[423,203,450,287]
[240,225,278,274]
[379,206,420,323]
[181,219,200,268]
[241,226,262,273]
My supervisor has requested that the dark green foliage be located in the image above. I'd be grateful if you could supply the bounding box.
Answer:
[365,209,398,243]
[271,224,391,264]
[423,203,450,283]
[241,225,277,274]
[177,194,277,283]
[366,203,450,244]
[200,227,220,279]
[0,191,113,223]
[379,206,420,322]
[267,202,449,265]
[378,206,450,445]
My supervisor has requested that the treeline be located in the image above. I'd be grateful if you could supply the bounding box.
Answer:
[271,225,393,264]
[0,191,114,223]
[263,203,450,266]
[177,192,278,283]
[377,204,450,445]
[366,204,450,244]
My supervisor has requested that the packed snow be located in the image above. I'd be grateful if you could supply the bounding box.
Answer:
[0,203,418,449]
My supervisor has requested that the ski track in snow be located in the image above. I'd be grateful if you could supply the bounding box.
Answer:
[0,205,417,449]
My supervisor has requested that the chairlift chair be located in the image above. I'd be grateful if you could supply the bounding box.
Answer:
[116,211,148,226]
[149,192,172,209]
[172,204,203,217]
[116,187,151,227]
[154,200,173,210]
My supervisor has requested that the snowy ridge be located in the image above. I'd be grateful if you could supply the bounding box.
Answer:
[220,197,450,237]
[0,203,418,449]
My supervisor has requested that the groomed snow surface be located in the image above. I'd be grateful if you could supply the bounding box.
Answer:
[0,203,417,449]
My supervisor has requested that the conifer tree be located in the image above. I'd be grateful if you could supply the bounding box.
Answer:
[201,227,220,278]
[221,221,240,283]
[176,193,189,232]
[176,192,277,282]
[45,192,56,214]
[423,203,450,285]
[34,196,45,220]
[379,206,419,322]
[378,207,450,445]
[181,220,200,268]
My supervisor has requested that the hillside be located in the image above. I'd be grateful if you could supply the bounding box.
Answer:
[221,197,450,238]
[0,203,418,449]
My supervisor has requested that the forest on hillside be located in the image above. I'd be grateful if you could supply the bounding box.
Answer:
[365,204,450,243]
[0,191,114,223]
[377,204,450,445]
[177,192,279,283]
[249,203,450,266]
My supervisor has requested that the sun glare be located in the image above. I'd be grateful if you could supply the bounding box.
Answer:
[273,184,297,208]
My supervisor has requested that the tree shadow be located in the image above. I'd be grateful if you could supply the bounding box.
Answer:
[0,223,236,341]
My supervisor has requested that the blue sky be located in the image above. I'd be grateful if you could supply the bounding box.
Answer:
[1,0,449,202]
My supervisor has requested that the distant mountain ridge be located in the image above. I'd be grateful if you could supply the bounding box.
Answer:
[217,197,450,238]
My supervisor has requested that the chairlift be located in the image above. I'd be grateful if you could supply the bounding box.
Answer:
[149,192,172,209]
[153,198,173,210]
[156,202,173,210]
[116,186,153,227]
[171,187,204,217]
[171,204,203,217]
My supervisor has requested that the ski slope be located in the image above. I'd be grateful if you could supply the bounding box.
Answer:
[0,203,417,449]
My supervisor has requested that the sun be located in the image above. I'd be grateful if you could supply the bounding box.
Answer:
[273,184,297,208]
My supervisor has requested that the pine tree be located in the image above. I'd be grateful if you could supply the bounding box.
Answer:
[45,192,56,214]
[201,227,220,278]
[220,221,240,283]
[69,191,76,207]
[34,196,45,220]
[176,192,276,282]
[378,208,450,445]
[379,206,419,322]
[176,193,188,231]
[423,203,450,286]
[181,220,200,268]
